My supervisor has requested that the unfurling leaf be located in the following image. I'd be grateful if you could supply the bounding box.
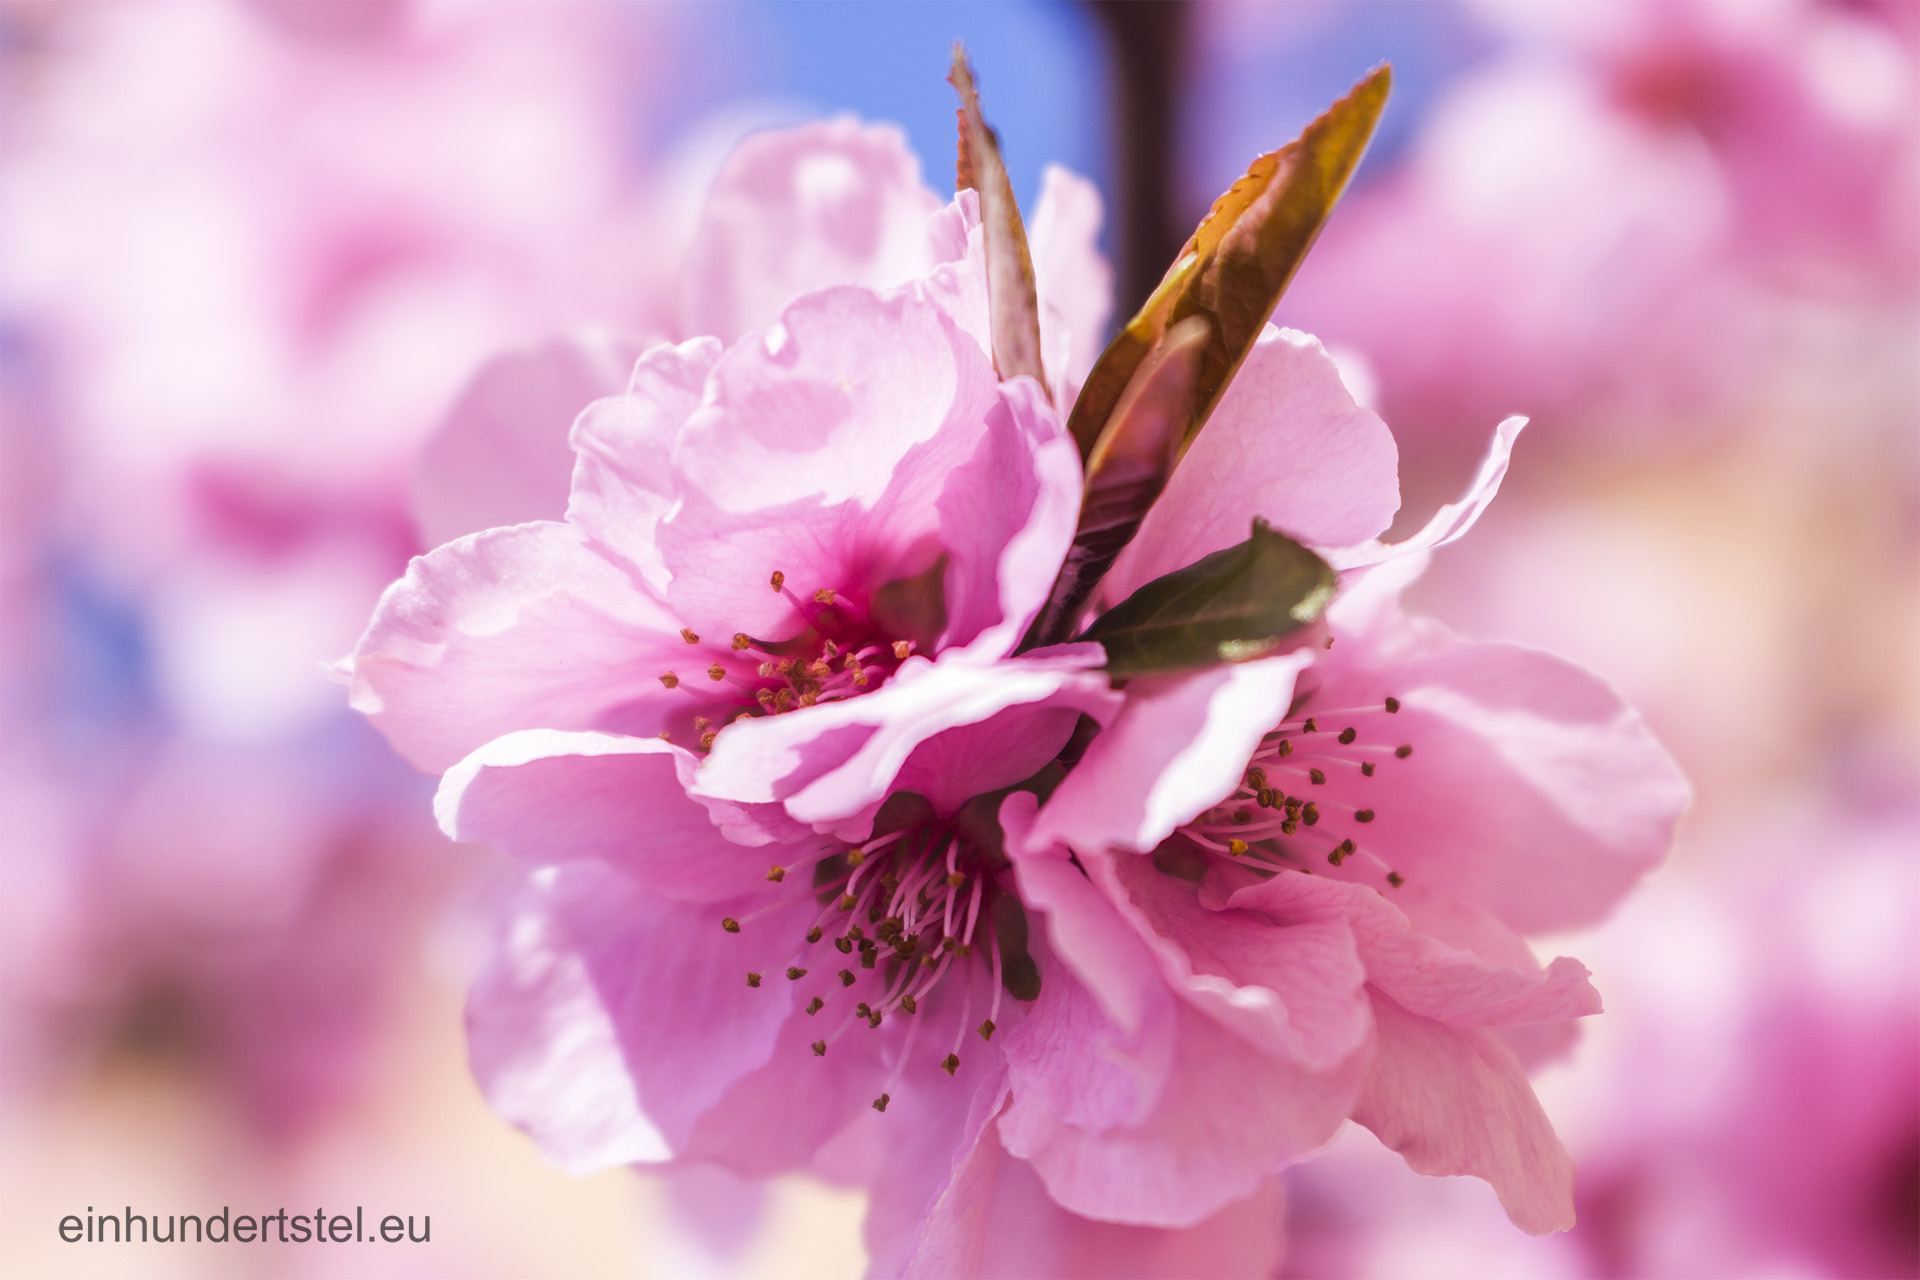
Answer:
[1027,67,1388,653]
[1069,64,1389,462]
[1078,519,1335,679]
[949,46,1049,398]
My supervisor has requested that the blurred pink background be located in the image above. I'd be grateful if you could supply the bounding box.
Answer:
[0,1,1913,1276]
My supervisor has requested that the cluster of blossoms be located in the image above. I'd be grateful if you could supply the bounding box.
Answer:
[345,91,1686,1273]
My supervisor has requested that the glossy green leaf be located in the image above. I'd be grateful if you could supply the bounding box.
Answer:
[1078,519,1335,678]
[949,46,1049,397]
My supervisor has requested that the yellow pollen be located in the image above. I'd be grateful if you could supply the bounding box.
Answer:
[707,663,726,681]
[766,866,786,882]
[892,640,913,660]
[659,672,679,688]
[699,731,717,750]
[770,570,786,592]
[680,628,699,644]
[1228,838,1249,856]
[945,871,966,887]
[847,849,867,866]
[814,588,836,605]
[732,633,752,651]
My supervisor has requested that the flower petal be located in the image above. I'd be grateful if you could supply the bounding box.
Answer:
[1352,992,1576,1235]
[1104,326,1401,605]
[1029,165,1114,409]
[677,118,943,345]
[467,864,805,1171]
[346,521,696,773]
[436,729,805,899]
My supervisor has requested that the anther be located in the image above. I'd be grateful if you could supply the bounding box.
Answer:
[838,894,857,911]
[694,716,712,732]
[659,672,679,688]
[1258,787,1276,808]
[1395,745,1413,759]
[1384,697,1401,713]
[900,994,918,1014]
[707,663,726,681]
[1355,809,1376,823]
[680,628,700,644]
[872,1094,890,1113]
[1303,718,1318,733]
[806,997,825,1015]
[941,1054,960,1075]
[766,866,786,883]
[978,1020,996,1042]
[1228,838,1249,856]
[847,848,867,866]
[1247,768,1268,789]
[1387,871,1405,888]
[1309,768,1326,785]
[855,1003,872,1020]
[806,927,822,944]
[814,588,836,605]
[892,640,912,660]
[1281,819,1300,835]
[1231,810,1252,825]
[731,632,752,651]
[867,1010,882,1028]
[1277,740,1294,757]
[1361,762,1376,777]
[835,937,854,954]
[721,918,741,933]
[769,570,785,592]
[700,731,717,750]
[1339,727,1357,745]
[945,871,965,888]
[746,972,762,987]
[1329,839,1355,867]
[812,1040,826,1057]
[1302,803,1320,825]
[756,689,776,708]
[839,970,856,987]
[787,966,807,981]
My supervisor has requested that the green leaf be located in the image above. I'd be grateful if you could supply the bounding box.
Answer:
[949,46,1049,398]
[1078,519,1335,678]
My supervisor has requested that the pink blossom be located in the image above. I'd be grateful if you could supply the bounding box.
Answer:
[1013,410,1688,1238]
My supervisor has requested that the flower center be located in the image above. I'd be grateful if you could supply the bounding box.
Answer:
[719,791,1030,1114]
[657,570,918,749]
[1178,694,1414,891]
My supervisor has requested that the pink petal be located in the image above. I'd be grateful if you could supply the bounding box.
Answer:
[998,993,1361,1228]
[1304,622,1691,933]
[1029,165,1115,408]
[677,118,943,344]
[1104,326,1401,606]
[1032,653,1312,856]
[658,287,998,639]
[1217,873,1602,1028]
[435,730,805,900]
[1352,992,1576,1235]
[466,864,806,1171]
[411,331,643,549]
[346,521,695,773]
[694,649,1118,834]
[566,336,723,590]
[872,1069,1011,1279]
[937,377,1083,657]
[1330,414,1528,574]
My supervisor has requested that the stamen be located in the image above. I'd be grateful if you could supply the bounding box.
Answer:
[659,672,679,688]
[1355,809,1376,823]
[1384,697,1401,713]
[893,640,913,659]
[1361,762,1376,777]
[700,731,717,750]
[707,663,726,681]
[766,866,786,882]
[1386,872,1405,888]
[814,589,836,605]
[721,918,740,933]
[978,1020,996,1041]
[1338,727,1357,745]
[680,629,700,644]
[942,1053,960,1075]
[1309,768,1326,785]
[806,997,824,1015]
[812,1040,827,1057]
[872,1094,890,1112]
[746,972,762,987]
[1395,745,1413,759]
[787,966,807,980]
[769,570,785,592]
[732,633,751,651]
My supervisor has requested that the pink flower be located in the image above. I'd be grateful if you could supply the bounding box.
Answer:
[1009,411,1688,1238]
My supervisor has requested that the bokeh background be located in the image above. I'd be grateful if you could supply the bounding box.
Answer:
[0,1,1913,1276]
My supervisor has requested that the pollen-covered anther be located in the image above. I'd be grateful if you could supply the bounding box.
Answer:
[1338,727,1357,745]
[872,1094,890,1113]
[900,994,918,1014]
[1303,718,1318,733]
[1329,839,1356,867]
[811,1040,827,1057]
[814,588,836,605]
[839,969,856,987]
[1387,871,1406,887]
[694,716,712,732]
[769,570,786,592]
[805,996,824,1015]
[941,1053,960,1075]
[731,632,752,651]
[838,894,857,911]
[892,640,913,660]
[1302,803,1320,825]
[945,871,966,888]
[834,936,854,955]
[745,972,762,987]
[978,1019,996,1042]
[1309,768,1326,785]
[1384,696,1401,713]
[721,917,740,934]
[1361,762,1376,777]
[1355,809,1377,823]
[658,672,679,688]
[766,866,786,882]
[846,849,867,867]
[1228,838,1249,856]
[786,966,807,980]
[707,663,726,681]
[805,926,823,943]
[699,731,717,750]
[1395,745,1414,758]
[1277,740,1294,757]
